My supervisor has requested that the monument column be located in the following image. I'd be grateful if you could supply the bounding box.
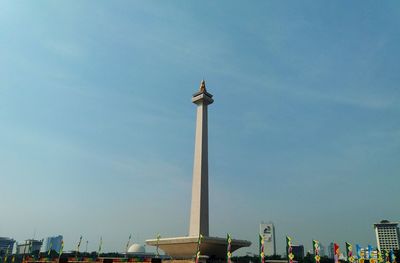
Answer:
[189,80,213,237]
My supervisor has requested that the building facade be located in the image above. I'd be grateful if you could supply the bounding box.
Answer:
[44,235,63,253]
[291,245,304,260]
[374,220,400,251]
[319,243,326,257]
[0,237,15,254]
[260,222,276,256]
[16,239,43,255]
[328,243,334,259]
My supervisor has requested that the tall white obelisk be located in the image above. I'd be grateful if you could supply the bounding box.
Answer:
[146,80,250,258]
[189,80,213,237]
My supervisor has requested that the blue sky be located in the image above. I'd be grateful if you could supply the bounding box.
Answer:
[0,0,399,256]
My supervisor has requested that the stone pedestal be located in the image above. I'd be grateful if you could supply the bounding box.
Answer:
[146,236,251,259]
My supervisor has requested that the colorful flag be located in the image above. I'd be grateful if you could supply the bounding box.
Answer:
[385,250,390,263]
[259,234,265,263]
[368,245,376,263]
[195,234,203,263]
[58,239,64,261]
[346,242,355,263]
[48,240,53,256]
[4,245,10,263]
[378,250,384,263]
[287,236,294,263]
[390,250,396,263]
[334,243,340,263]
[227,234,232,263]
[313,240,320,263]
[356,244,364,263]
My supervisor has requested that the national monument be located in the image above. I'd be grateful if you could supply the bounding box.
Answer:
[146,80,251,259]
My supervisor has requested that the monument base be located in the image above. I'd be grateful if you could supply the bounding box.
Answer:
[146,236,251,259]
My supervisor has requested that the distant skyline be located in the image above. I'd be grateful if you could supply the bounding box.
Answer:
[1,0,399,256]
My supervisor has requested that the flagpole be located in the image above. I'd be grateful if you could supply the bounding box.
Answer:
[156,234,161,258]
[259,234,265,263]
[125,235,132,259]
[76,236,82,261]
[227,234,232,263]
[195,234,203,263]
[97,237,103,260]
[58,239,64,263]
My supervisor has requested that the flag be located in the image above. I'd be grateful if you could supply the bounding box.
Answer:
[125,234,132,254]
[4,245,10,263]
[287,236,294,263]
[368,245,376,263]
[97,237,103,256]
[195,234,203,263]
[48,240,53,256]
[227,234,232,263]
[356,244,364,263]
[346,242,355,263]
[259,234,265,263]
[156,234,161,257]
[368,245,372,259]
[58,239,64,261]
[390,250,396,263]
[77,236,83,252]
[334,243,340,263]
[313,240,321,263]
[385,250,390,263]
[378,250,384,263]
[76,236,83,260]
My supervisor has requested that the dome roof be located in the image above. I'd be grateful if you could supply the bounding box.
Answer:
[127,243,145,254]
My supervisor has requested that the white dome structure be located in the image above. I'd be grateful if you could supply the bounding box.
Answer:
[127,243,145,254]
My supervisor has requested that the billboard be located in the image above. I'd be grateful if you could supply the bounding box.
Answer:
[260,223,276,256]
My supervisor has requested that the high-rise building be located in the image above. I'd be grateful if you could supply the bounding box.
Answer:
[328,242,334,259]
[0,237,15,254]
[319,243,326,257]
[292,245,305,260]
[374,220,400,251]
[259,222,276,256]
[16,239,43,255]
[44,235,63,253]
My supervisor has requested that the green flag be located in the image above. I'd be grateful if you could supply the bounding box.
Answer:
[259,234,265,263]
[227,234,232,263]
[4,245,10,263]
[195,234,203,263]
[48,240,53,256]
[286,236,294,263]
[58,239,64,261]
[345,242,354,263]
[313,240,320,263]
